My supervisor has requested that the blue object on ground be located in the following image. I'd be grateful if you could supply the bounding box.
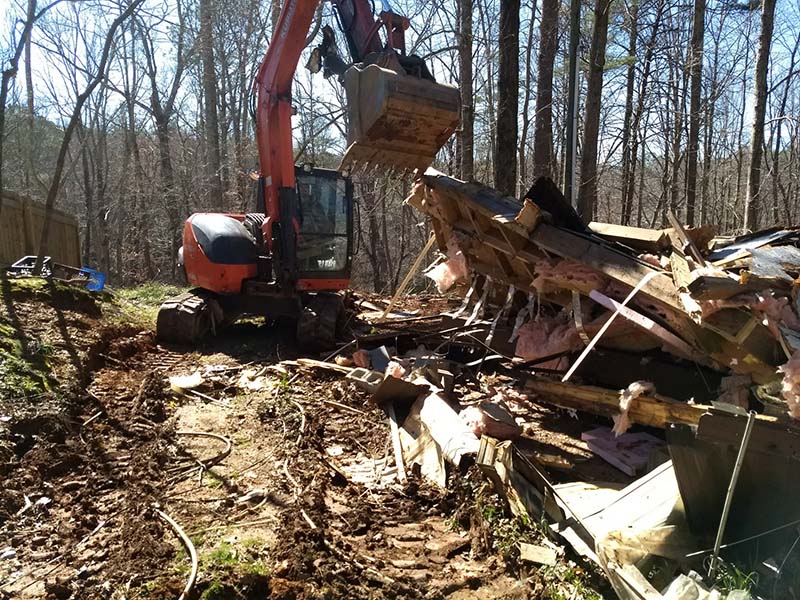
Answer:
[79,267,106,291]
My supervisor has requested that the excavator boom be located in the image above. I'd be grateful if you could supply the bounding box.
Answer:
[156,0,459,347]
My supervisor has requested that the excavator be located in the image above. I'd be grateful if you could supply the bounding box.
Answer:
[156,0,460,346]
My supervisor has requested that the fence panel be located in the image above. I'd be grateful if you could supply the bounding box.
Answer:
[0,193,81,267]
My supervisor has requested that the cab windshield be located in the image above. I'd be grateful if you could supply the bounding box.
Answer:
[296,173,350,273]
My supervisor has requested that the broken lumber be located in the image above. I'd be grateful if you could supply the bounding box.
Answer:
[385,403,407,483]
[476,436,564,522]
[518,542,558,566]
[523,377,779,429]
[295,358,353,374]
[588,222,670,253]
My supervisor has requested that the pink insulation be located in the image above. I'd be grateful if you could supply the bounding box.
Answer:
[699,292,800,339]
[717,375,751,410]
[459,401,522,440]
[778,350,800,420]
[612,380,655,436]
[384,360,408,379]
[753,293,800,337]
[638,253,669,270]
[514,314,580,370]
[353,349,371,369]
[425,235,469,293]
[531,258,606,295]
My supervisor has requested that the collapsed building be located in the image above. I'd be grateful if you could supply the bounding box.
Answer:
[335,170,800,598]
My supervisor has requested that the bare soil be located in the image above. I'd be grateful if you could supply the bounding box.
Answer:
[0,281,608,599]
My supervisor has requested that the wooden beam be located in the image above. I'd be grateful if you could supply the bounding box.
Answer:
[531,224,682,312]
[589,222,670,253]
[523,377,780,429]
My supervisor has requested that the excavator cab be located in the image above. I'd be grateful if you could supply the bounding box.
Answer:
[295,166,353,285]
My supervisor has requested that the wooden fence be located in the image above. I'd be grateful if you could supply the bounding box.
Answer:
[0,192,81,267]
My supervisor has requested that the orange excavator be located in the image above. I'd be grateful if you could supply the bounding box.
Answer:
[156,0,460,346]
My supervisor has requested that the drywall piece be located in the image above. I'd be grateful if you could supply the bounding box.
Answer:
[581,427,665,476]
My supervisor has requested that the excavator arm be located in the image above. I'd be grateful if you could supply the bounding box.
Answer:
[156,0,459,345]
[253,0,460,286]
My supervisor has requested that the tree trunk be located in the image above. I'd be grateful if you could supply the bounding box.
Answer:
[155,115,182,280]
[669,57,688,218]
[477,0,496,182]
[576,0,612,222]
[200,0,224,207]
[458,0,474,180]
[494,0,520,196]
[77,122,94,265]
[623,0,664,225]
[701,17,723,227]
[620,0,637,225]
[685,0,705,226]
[24,0,36,198]
[532,0,558,180]
[518,0,538,190]
[564,0,581,203]
[0,0,43,218]
[744,0,777,232]
[769,33,799,226]
[733,43,749,229]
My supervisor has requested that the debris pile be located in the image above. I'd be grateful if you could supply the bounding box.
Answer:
[300,170,800,598]
[6,170,800,597]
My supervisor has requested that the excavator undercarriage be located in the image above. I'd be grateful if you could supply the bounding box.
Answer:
[157,288,344,349]
[156,290,227,345]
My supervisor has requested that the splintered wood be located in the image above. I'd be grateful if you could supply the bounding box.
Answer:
[407,170,800,421]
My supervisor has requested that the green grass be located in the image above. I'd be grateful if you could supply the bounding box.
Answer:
[115,283,186,307]
[206,541,238,567]
[0,275,122,401]
[0,349,52,399]
[199,581,227,600]
[476,489,538,561]
[197,540,271,599]
[204,471,225,489]
[712,559,759,594]
[0,312,53,401]
[114,283,186,324]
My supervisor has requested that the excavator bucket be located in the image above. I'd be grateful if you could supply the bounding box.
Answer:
[341,64,460,174]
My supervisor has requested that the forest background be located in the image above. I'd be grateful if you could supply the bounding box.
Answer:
[0,0,795,292]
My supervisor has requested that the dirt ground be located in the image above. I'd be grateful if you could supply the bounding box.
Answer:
[0,281,609,599]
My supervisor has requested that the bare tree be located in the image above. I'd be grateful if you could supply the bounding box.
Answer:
[33,0,145,274]
[532,0,557,180]
[744,0,777,231]
[200,0,224,207]
[685,0,705,226]
[518,0,537,190]
[0,0,61,217]
[619,0,637,225]
[458,0,474,180]
[138,2,190,278]
[577,0,612,221]
[494,0,520,196]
